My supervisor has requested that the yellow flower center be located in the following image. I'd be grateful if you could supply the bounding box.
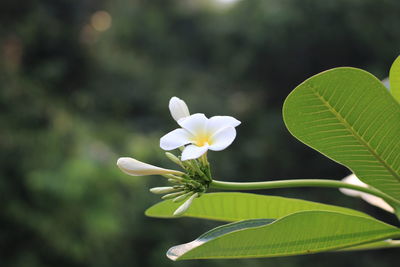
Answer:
[194,134,211,147]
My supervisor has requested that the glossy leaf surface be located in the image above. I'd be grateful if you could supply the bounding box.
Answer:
[283,68,400,201]
[389,56,400,102]
[167,211,400,260]
[146,192,370,221]
[340,239,400,251]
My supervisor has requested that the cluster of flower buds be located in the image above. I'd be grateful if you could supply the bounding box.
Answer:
[117,150,212,216]
[150,151,213,215]
[117,96,240,216]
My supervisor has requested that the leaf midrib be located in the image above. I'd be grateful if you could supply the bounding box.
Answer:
[308,83,400,183]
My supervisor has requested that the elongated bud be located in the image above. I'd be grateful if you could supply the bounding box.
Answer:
[190,161,206,177]
[161,191,186,200]
[168,179,183,184]
[164,176,185,184]
[188,180,202,188]
[173,193,198,216]
[163,174,186,181]
[117,157,184,176]
[149,186,179,194]
[169,96,190,122]
[165,152,184,167]
[172,192,193,203]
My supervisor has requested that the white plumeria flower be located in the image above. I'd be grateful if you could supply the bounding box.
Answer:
[169,96,190,122]
[117,157,184,176]
[160,113,241,161]
[340,174,394,213]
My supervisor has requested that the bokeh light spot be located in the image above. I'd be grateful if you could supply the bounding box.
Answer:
[91,10,112,32]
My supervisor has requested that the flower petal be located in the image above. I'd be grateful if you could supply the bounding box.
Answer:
[339,174,364,197]
[169,96,190,122]
[160,128,192,150]
[181,144,209,161]
[178,113,208,136]
[209,126,236,151]
[360,194,394,213]
[340,174,394,213]
[117,157,183,176]
[207,116,241,135]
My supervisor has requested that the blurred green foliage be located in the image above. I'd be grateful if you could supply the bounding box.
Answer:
[1,0,400,266]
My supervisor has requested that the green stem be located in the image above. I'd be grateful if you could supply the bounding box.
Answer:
[210,179,400,209]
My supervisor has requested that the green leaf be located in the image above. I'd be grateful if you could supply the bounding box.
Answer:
[340,239,400,251]
[389,56,400,102]
[145,192,370,221]
[283,67,400,201]
[167,211,400,260]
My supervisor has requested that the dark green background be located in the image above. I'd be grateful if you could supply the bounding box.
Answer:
[1,0,399,266]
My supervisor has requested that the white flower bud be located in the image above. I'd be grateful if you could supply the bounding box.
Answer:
[163,174,185,181]
[168,179,183,184]
[169,96,190,122]
[172,192,192,203]
[149,187,178,194]
[162,191,186,200]
[165,152,184,167]
[173,192,198,216]
[117,157,184,176]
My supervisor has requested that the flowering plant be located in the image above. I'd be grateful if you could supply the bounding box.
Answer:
[117,57,400,261]
[118,96,241,216]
